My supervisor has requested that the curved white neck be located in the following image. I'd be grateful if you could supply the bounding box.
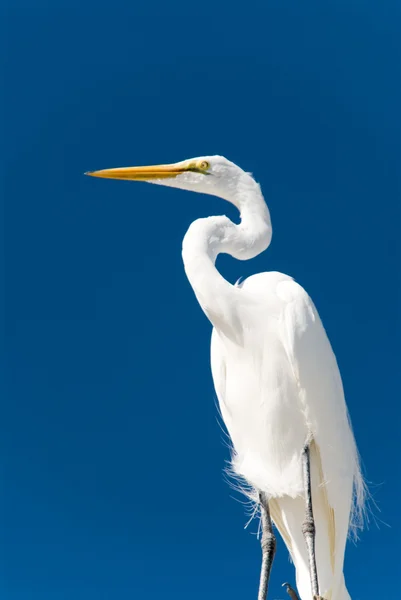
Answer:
[181,178,272,338]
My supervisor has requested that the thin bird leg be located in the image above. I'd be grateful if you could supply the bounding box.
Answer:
[301,444,322,600]
[258,491,276,600]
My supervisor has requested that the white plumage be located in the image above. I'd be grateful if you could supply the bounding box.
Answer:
[208,272,363,600]
[87,155,366,600]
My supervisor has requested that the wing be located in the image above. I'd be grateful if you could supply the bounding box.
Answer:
[276,279,366,537]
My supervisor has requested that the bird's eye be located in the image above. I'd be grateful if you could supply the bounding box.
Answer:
[199,160,209,171]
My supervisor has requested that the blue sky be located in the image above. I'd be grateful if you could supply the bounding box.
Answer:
[3,1,400,598]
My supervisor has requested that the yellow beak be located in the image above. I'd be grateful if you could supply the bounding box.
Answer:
[85,162,190,181]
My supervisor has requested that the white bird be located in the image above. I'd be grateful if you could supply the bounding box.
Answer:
[87,156,366,600]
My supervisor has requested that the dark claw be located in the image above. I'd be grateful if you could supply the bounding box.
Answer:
[282,582,300,600]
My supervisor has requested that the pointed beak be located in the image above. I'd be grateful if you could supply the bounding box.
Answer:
[85,162,190,181]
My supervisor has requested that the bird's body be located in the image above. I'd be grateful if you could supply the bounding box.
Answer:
[88,155,365,600]
[209,272,355,600]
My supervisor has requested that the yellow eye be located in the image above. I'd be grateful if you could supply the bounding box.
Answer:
[199,160,209,171]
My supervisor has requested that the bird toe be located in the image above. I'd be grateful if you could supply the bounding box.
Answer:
[282,582,300,600]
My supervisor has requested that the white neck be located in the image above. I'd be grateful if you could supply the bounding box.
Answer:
[181,176,272,338]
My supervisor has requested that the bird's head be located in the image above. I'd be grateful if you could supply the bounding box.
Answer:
[86,155,258,207]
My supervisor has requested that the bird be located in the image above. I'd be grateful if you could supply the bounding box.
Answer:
[86,155,366,600]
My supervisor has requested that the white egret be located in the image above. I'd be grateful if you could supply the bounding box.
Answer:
[86,156,366,600]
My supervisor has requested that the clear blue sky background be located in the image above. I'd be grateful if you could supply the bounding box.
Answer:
[3,1,400,599]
